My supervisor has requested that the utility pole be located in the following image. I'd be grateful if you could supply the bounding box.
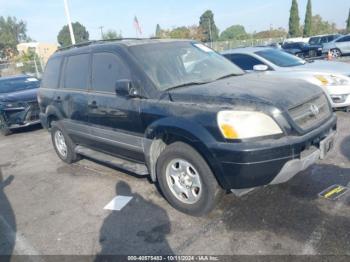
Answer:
[208,18,212,48]
[33,55,39,78]
[63,0,76,45]
[99,26,104,39]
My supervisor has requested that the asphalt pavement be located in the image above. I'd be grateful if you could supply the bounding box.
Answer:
[0,112,349,257]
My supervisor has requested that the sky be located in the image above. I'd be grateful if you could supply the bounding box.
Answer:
[0,0,349,43]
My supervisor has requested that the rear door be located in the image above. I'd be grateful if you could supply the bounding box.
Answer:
[58,52,92,145]
[88,50,144,162]
[336,36,350,54]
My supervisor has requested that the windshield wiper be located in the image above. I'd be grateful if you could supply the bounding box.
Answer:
[166,81,210,91]
[215,73,241,81]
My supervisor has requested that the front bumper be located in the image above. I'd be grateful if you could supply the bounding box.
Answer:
[0,102,41,130]
[330,94,350,108]
[209,114,337,190]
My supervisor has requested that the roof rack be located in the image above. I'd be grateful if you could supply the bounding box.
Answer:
[56,37,161,52]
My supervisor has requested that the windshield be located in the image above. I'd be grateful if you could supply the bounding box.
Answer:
[309,37,321,45]
[256,49,306,67]
[0,77,40,94]
[129,41,244,91]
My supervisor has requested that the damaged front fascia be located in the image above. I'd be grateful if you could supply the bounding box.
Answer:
[0,105,31,127]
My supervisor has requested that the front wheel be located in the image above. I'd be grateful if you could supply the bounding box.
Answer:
[156,142,223,216]
[331,49,342,58]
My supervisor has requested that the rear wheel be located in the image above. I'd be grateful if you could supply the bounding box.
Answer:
[0,115,12,136]
[51,121,80,164]
[156,142,223,216]
[331,49,342,58]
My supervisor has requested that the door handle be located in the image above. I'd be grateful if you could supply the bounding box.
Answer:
[88,101,98,109]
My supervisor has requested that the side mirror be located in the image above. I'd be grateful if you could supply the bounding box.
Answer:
[253,64,269,72]
[115,80,140,98]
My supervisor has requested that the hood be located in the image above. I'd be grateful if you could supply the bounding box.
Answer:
[0,88,38,103]
[168,74,323,111]
[291,60,350,76]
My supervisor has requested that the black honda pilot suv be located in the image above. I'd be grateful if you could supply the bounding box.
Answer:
[38,39,337,216]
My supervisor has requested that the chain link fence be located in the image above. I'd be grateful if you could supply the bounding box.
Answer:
[0,58,44,78]
[206,37,285,52]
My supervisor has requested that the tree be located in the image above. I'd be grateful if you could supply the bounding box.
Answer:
[254,27,288,39]
[220,25,249,41]
[102,30,122,40]
[57,22,89,47]
[199,10,219,42]
[289,0,301,37]
[311,15,337,35]
[0,16,29,60]
[303,0,312,36]
[155,24,162,38]
[157,25,203,40]
[15,48,40,75]
[169,26,191,39]
[346,9,350,33]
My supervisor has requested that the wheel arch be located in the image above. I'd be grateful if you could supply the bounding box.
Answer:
[45,105,63,129]
[144,118,228,189]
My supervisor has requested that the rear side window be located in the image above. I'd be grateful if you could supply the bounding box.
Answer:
[91,52,130,93]
[42,57,62,89]
[226,54,263,71]
[64,54,89,90]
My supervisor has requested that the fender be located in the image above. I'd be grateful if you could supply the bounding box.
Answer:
[143,117,229,188]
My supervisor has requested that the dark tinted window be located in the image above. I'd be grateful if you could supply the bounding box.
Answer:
[320,37,328,43]
[0,77,40,94]
[309,37,321,45]
[42,57,62,89]
[226,54,263,71]
[64,54,89,90]
[256,49,306,67]
[91,52,130,93]
[337,36,350,42]
[283,43,296,49]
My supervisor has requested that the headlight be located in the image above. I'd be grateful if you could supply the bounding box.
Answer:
[217,111,283,139]
[315,75,349,86]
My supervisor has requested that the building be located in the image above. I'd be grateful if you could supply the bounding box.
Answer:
[17,42,58,65]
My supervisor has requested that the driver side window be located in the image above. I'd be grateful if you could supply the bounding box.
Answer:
[91,52,131,93]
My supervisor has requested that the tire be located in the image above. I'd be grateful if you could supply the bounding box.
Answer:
[51,121,80,164]
[331,49,342,58]
[0,115,12,136]
[156,142,223,216]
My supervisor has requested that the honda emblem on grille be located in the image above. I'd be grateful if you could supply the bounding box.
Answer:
[309,104,320,116]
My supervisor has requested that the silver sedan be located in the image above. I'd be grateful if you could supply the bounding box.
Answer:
[221,47,350,109]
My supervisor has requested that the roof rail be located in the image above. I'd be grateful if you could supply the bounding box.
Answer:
[56,37,161,52]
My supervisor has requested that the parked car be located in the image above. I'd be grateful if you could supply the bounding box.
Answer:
[322,34,350,58]
[308,34,342,49]
[221,47,350,109]
[0,75,41,136]
[39,39,336,216]
[282,42,322,58]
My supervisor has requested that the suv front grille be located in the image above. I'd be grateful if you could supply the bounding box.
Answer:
[289,94,331,131]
